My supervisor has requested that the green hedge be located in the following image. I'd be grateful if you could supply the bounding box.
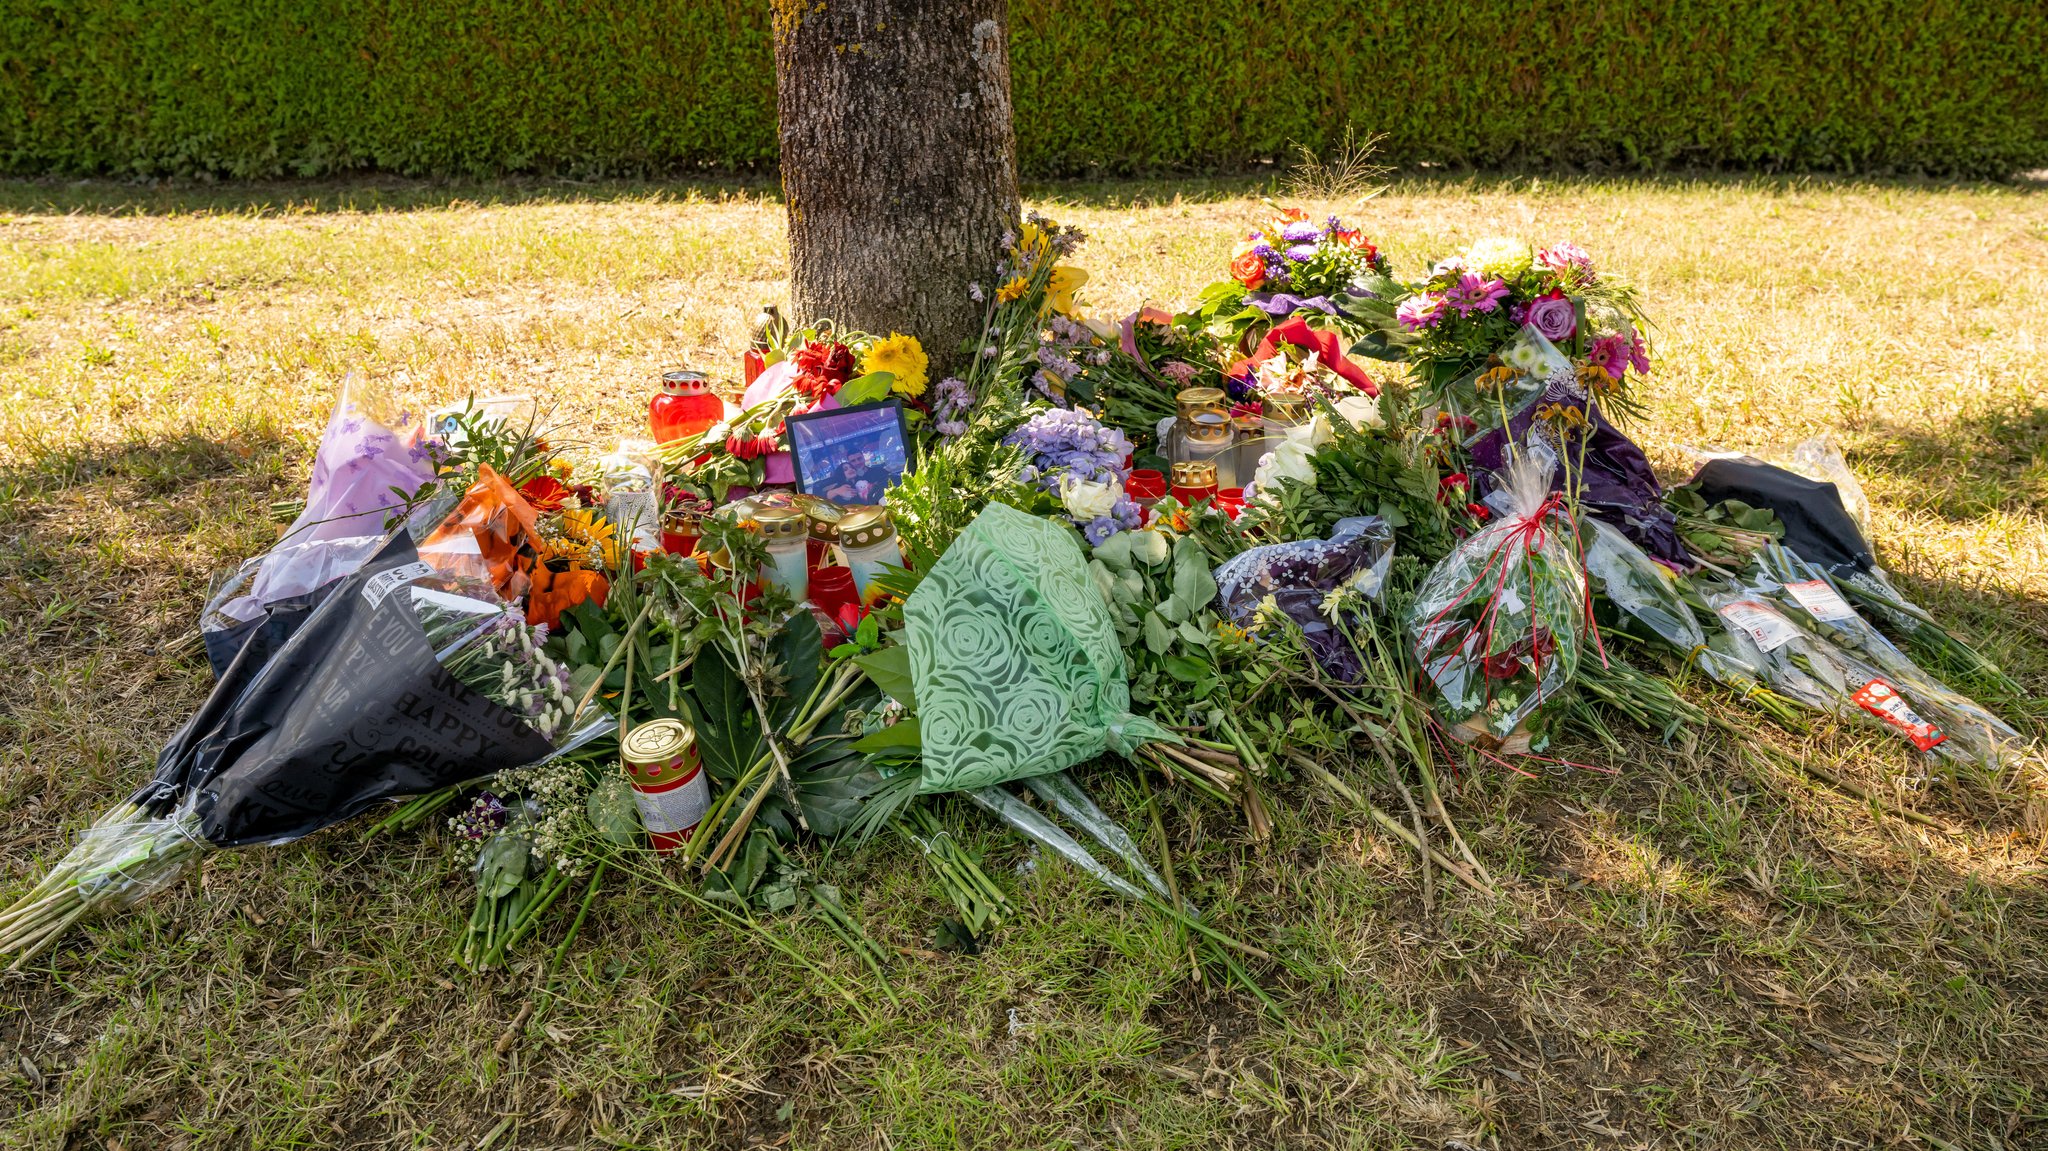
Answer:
[3,1,2044,178]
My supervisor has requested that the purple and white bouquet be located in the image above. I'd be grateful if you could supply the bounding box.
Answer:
[1390,238,1652,409]
[1005,407,1142,544]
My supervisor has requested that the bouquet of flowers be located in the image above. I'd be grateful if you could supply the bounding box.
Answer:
[1699,586,1972,765]
[0,534,608,966]
[1389,238,1653,418]
[1409,451,1596,751]
[1744,544,2023,768]
[1005,406,1142,544]
[1062,307,1233,449]
[1185,206,1394,343]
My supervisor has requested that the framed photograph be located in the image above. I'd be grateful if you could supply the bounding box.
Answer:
[786,399,916,504]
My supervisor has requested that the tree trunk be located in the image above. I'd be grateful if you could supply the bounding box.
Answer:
[773,0,1019,373]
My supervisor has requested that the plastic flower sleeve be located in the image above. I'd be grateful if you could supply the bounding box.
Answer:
[1409,451,1592,751]
[1701,588,1973,765]
[1213,516,1393,683]
[965,787,1152,904]
[1748,547,2022,769]
[1022,772,1174,903]
[902,503,1176,794]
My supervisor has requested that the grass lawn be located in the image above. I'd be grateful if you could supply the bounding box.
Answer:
[0,173,2045,1150]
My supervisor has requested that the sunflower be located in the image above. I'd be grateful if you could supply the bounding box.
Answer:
[558,508,621,568]
[861,332,929,398]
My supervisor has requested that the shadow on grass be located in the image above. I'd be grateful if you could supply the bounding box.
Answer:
[1850,401,2048,526]
[3,167,2039,218]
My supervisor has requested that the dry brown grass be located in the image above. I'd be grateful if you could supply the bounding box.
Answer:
[0,174,2043,1149]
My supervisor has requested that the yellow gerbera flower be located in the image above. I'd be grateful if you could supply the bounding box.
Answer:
[1044,265,1088,317]
[995,275,1029,304]
[862,332,929,398]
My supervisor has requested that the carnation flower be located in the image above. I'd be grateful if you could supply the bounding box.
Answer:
[792,340,855,401]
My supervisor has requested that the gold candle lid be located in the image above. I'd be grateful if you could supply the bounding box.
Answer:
[1263,391,1311,422]
[1174,386,1227,418]
[838,506,897,550]
[1171,460,1218,488]
[622,719,697,770]
[750,505,808,539]
[1185,410,1233,444]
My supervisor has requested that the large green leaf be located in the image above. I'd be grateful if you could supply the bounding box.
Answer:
[691,650,763,783]
[853,645,918,709]
[836,372,894,406]
[770,610,823,727]
[850,717,921,753]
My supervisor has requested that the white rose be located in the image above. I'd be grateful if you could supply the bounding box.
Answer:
[1294,412,1335,450]
[1252,440,1317,492]
[1333,393,1383,429]
[1061,474,1123,521]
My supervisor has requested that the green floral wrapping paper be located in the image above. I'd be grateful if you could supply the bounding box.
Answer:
[903,503,1175,793]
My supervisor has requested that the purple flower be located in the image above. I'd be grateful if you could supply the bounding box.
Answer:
[936,418,968,437]
[1443,274,1510,317]
[1161,361,1201,383]
[969,282,985,302]
[1281,221,1323,244]
[1525,295,1577,342]
[1251,241,1278,260]
[1284,244,1318,262]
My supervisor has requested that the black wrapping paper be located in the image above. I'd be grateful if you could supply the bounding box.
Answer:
[141,535,556,848]
[1689,457,1875,574]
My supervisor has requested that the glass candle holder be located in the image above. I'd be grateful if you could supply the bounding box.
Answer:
[649,370,724,445]
[837,506,903,604]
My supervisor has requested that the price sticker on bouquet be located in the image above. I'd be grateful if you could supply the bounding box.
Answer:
[1783,579,1857,623]
[1850,679,1948,752]
[362,561,437,608]
[1716,599,1801,653]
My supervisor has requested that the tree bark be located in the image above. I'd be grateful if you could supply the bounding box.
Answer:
[773,0,1019,373]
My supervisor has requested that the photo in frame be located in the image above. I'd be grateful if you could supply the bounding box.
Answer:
[786,399,916,505]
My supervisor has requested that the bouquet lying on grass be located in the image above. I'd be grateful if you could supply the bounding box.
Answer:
[5,207,2035,1012]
